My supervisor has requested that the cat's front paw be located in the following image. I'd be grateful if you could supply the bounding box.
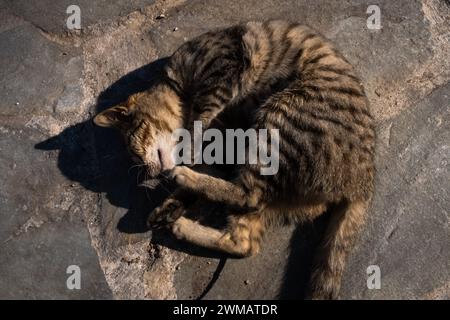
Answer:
[147,198,185,229]
[170,166,198,188]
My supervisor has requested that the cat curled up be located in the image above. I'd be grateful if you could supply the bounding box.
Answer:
[94,20,375,299]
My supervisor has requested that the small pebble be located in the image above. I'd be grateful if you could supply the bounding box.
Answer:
[374,89,381,97]
[156,14,166,20]
[207,261,211,265]
[173,27,179,32]
[15,102,19,106]
[244,280,250,285]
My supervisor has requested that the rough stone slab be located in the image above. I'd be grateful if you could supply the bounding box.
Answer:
[0,19,83,116]
[0,0,155,34]
[0,123,112,299]
[0,215,112,299]
[0,0,449,300]
[341,82,450,299]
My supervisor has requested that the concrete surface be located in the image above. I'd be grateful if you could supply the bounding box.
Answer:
[0,0,449,299]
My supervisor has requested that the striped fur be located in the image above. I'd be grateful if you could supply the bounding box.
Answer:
[94,20,375,300]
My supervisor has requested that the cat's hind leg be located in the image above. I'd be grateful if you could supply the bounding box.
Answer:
[171,213,265,258]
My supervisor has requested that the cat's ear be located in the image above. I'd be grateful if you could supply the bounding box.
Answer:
[93,106,132,128]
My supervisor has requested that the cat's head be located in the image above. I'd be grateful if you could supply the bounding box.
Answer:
[93,86,182,177]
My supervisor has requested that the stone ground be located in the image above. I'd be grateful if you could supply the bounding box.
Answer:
[0,0,449,299]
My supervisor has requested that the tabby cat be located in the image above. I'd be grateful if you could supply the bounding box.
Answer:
[94,20,376,299]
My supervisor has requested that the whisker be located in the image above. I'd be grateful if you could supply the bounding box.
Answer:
[136,167,143,185]
[101,154,120,160]
[159,171,172,180]
[143,171,150,200]
[128,163,147,175]
[143,171,156,204]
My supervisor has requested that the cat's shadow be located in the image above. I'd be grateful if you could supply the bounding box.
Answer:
[34,57,324,299]
[35,58,169,235]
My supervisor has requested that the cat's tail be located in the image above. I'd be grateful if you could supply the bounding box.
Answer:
[307,199,369,300]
